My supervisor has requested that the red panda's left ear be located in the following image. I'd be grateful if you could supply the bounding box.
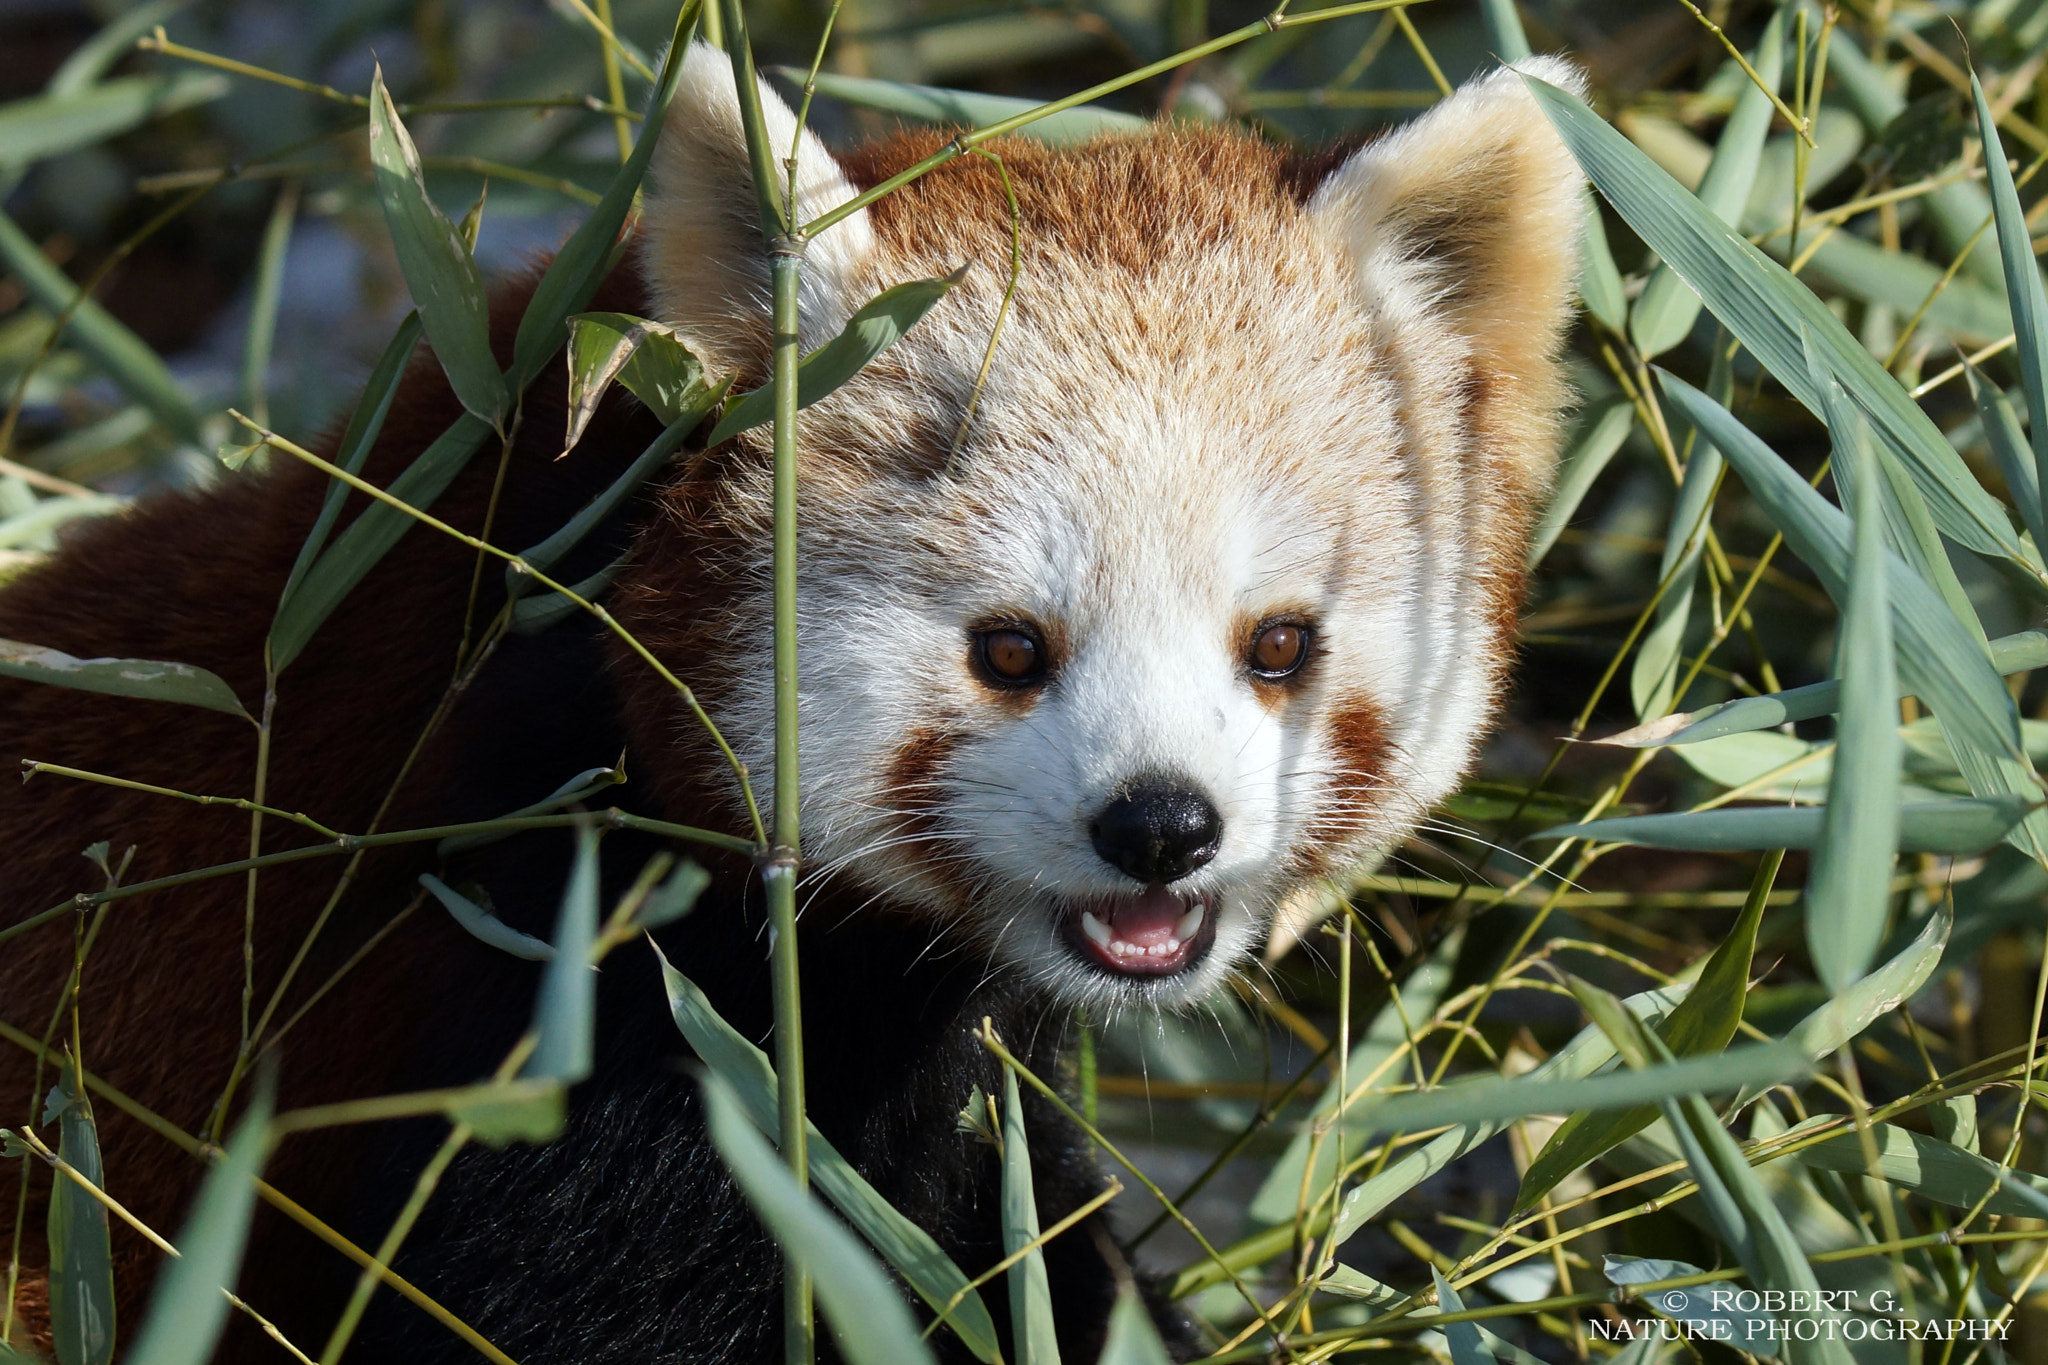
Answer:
[1308,57,1587,410]
[639,44,875,381]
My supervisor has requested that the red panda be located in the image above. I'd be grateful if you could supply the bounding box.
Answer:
[0,45,1587,1363]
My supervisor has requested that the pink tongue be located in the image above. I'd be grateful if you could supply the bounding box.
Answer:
[1105,886,1185,947]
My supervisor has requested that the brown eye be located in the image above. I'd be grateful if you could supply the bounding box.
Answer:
[1250,623,1310,679]
[974,627,1045,687]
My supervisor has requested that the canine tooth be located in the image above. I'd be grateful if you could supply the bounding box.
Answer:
[1174,905,1205,939]
[1080,912,1113,947]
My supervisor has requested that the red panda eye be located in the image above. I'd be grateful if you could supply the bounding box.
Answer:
[975,628,1045,687]
[1251,623,1309,678]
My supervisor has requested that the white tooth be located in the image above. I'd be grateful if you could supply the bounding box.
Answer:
[1151,940,1178,956]
[1174,905,1205,939]
[1080,912,1113,947]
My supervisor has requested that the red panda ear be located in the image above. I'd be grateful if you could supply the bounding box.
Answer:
[1307,57,1587,397]
[640,44,875,381]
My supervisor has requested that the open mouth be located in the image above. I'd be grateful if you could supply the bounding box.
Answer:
[1061,886,1219,977]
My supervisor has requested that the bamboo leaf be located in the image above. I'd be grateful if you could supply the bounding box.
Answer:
[0,639,249,721]
[0,210,205,447]
[1516,853,1778,1209]
[771,68,1148,145]
[44,1065,113,1365]
[1603,1256,1770,1351]
[509,3,700,389]
[1658,372,2024,770]
[1966,364,2044,548]
[522,823,599,1086]
[1631,12,1782,358]
[1535,797,2030,852]
[1096,1290,1174,1365]
[418,874,556,961]
[1794,1122,2048,1217]
[273,312,423,617]
[707,270,969,445]
[1596,629,2048,748]
[700,1073,939,1365]
[1528,395,1634,569]
[437,766,623,858]
[1972,72,2048,537]
[268,411,494,673]
[1524,74,2035,570]
[633,860,708,930]
[1735,902,1949,1108]
[656,951,1002,1362]
[123,1078,271,1365]
[443,1078,565,1148]
[0,73,228,171]
[560,312,713,453]
[1430,1268,1495,1365]
[367,66,506,429]
[1806,380,1900,994]
[1001,1068,1060,1365]
[48,2,188,98]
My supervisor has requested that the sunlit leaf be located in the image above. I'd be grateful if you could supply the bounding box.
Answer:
[1973,72,2048,540]
[1794,1121,2048,1217]
[0,639,249,721]
[1966,364,2043,547]
[1534,796,2030,852]
[700,1072,939,1365]
[770,68,1147,145]
[1430,1268,1495,1365]
[560,312,713,453]
[367,66,506,429]
[708,270,968,445]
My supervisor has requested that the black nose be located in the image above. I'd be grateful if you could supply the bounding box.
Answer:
[1089,780,1223,883]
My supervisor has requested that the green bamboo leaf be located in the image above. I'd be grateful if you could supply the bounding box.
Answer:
[1534,796,2030,852]
[1349,1042,1807,1139]
[1603,1256,1769,1351]
[1806,384,1901,994]
[272,311,422,618]
[708,270,969,446]
[443,1078,565,1148]
[633,860,708,930]
[1735,902,1949,1108]
[1516,852,1779,1209]
[509,2,700,389]
[656,951,1002,1362]
[769,68,1147,145]
[1174,984,1694,1299]
[268,410,493,673]
[700,1073,940,1365]
[1430,1268,1495,1365]
[1966,364,2043,547]
[506,557,626,635]
[0,210,204,447]
[1631,12,1782,358]
[418,874,555,961]
[1096,1290,1174,1365]
[1597,629,2048,748]
[437,766,622,857]
[44,1065,113,1365]
[0,639,249,720]
[123,1078,271,1365]
[1658,372,2023,768]
[523,822,599,1085]
[367,66,506,430]
[238,183,297,428]
[1794,1122,2048,1217]
[0,73,228,171]
[510,386,725,598]
[1974,73,2048,541]
[1577,988,1850,1365]
[1528,395,1634,569]
[1523,74,2035,570]
[560,313,712,452]
[1630,398,1723,720]
[1001,1068,1060,1365]
[48,2,189,98]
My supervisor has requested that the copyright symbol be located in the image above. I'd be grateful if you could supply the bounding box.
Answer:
[1664,1292,1690,1312]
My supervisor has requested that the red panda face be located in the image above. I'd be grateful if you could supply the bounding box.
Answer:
[627,46,1589,1010]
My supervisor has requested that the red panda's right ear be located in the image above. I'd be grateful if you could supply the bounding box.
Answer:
[640,45,875,382]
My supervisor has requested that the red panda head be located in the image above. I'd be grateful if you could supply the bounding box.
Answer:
[621,46,1588,1010]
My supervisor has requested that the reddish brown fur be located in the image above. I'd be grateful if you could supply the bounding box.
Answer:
[1291,696,1394,880]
